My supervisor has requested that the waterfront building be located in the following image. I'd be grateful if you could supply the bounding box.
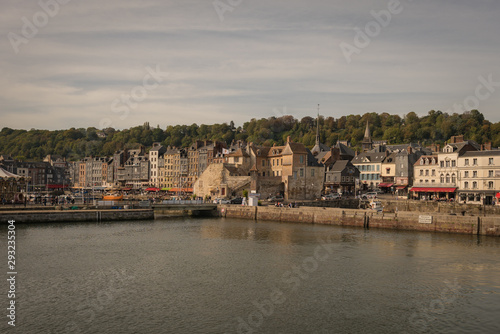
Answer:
[195,137,324,200]
[457,150,500,205]
[352,149,386,190]
[410,136,479,200]
[148,142,166,188]
[160,147,188,190]
[324,160,359,194]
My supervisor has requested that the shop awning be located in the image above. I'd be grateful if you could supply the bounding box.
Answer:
[47,184,70,189]
[410,187,457,193]
[378,183,394,188]
[168,188,193,193]
[122,187,132,191]
[145,187,160,192]
[496,192,500,199]
[396,185,407,190]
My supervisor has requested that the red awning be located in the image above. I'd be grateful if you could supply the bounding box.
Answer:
[168,188,193,193]
[145,187,160,192]
[496,192,500,199]
[410,187,457,193]
[396,186,407,190]
[378,183,394,188]
[122,187,132,191]
[47,184,69,189]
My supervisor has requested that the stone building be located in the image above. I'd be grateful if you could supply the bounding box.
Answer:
[148,142,166,188]
[457,150,500,205]
[324,160,359,195]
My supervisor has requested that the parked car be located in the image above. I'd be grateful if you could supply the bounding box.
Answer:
[267,195,284,202]
[230,197,243,204]
[361,192,377,200]
[213,198,231,204]
[322,193,341,200]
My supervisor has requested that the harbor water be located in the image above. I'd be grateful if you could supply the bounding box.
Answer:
[1,218,500,333]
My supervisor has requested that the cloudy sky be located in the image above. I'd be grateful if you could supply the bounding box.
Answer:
[1,0,499,130]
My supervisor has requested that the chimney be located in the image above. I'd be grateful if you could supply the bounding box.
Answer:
[407,146,412,154]
[485,142,492,151]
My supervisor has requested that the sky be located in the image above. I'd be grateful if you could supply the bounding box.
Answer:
[1,0,500,130]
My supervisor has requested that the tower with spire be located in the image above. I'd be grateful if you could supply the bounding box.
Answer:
[311,104,329,155]
[362,120,373,152]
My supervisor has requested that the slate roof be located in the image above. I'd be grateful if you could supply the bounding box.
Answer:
[461,150,500,157]
[352,152,386,164]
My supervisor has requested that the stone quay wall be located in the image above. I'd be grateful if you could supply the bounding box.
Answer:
[218,205,500,237]
[0,209,154,224]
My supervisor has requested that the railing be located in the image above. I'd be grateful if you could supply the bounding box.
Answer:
[161,199,204,205]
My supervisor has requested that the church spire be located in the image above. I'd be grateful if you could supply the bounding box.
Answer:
[363,120,371,141]
[315,104,320,146]
[362,120,373,152]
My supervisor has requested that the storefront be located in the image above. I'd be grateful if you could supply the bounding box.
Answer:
[409,187,457,201]
[458,191,498,205]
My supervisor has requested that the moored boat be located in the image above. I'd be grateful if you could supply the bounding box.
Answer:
[102,194,123,201]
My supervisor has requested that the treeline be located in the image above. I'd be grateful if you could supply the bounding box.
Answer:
[1,110,499,161]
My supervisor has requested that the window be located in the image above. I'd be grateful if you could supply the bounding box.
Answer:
[473,158,478,166]
[465,159,469,166]
[440,174,444,183]
[420,170,423,176]
[489,170,494,177]
[446,174,450,183]
[425,170,429,176]
[452,160,456,167]
[473,171,477,178]
[262,160,265,167]
[464,171,469,178]
[489,158,494,165]
[452,174,456,183]
[432,169,436,176]
[273,159,275,166]
[300,156,304,164]
[464,181,469,189]
[446,161,450,167]
[473,181,478,189]
[489,181,494,189]
[300,169,304,177]
[377,165,380,171]
[440,161,444,168]
[386,168,391,174]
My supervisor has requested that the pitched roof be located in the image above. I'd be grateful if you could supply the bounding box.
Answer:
[306,149,322,167]
[334,142,355,157]
[352,152,386,164]
[461,150,500,157]
[282,142,308,155]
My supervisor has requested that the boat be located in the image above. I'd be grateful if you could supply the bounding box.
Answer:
[102,193,123,201]
[369,199,383,213]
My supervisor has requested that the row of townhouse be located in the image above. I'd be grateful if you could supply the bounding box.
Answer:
[67,140,227,190]
[413,137,500,205]
[0,154,69,191]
